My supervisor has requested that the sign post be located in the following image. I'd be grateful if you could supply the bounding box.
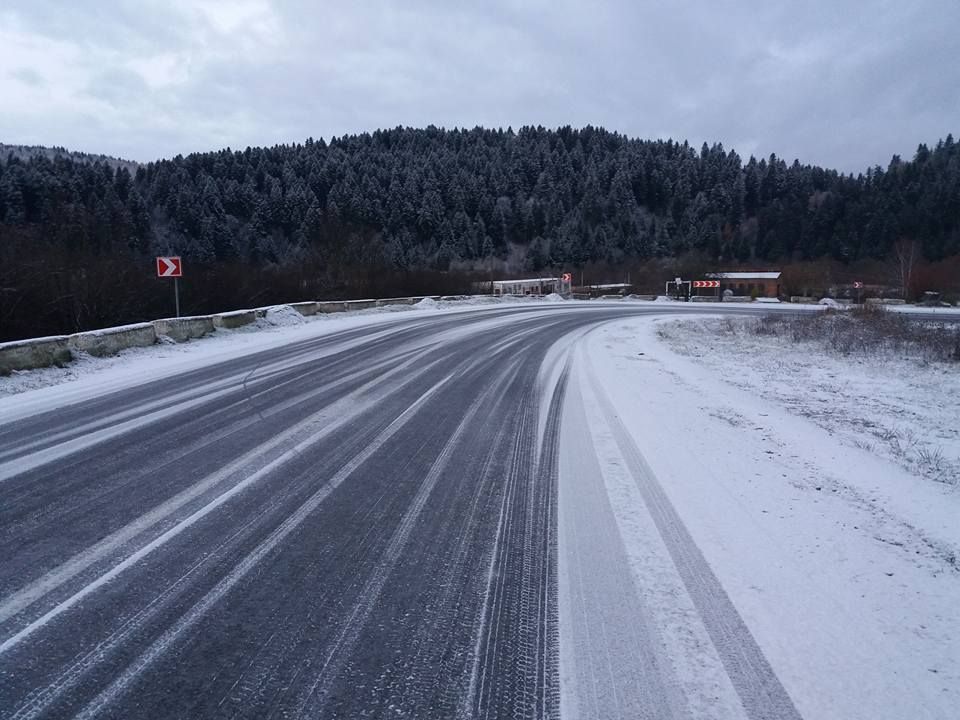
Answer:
[853,280,863,305]
[156,256,183,317]
[665,278,692,300]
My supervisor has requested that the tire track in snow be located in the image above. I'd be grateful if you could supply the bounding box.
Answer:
[59,377,458,720]
[467,361,565,720]
[0,347,444,639]
[0,346,429,628]
[582,357,803,720]
[557,361,686,720]
[290,360,513,717]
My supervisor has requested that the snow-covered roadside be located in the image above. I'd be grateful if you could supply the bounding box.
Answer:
[0,297,545,418]
[657,316,960,486]
[560,315,960,719]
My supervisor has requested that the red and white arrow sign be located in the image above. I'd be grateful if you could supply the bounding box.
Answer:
[156,256,182,278]
[693,280,720,288]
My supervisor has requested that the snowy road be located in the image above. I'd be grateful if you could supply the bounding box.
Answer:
[0,304,954,719]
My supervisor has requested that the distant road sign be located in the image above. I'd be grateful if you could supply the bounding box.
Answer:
[693,280,720,288]
[853,281,864,289]
[561,272,572,282]
[156,256,182,278]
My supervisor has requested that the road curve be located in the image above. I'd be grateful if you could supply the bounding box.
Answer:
[0,303,865,718]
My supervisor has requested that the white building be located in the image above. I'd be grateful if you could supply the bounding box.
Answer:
[486,276,572,297]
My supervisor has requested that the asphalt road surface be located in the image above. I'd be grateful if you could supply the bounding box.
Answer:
[0,304,952,719]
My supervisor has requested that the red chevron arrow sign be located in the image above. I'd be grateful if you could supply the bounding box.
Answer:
[156,256,182,278]
[693,280,719,288]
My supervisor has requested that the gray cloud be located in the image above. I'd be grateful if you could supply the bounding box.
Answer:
[11,67,43,86]
[0,0,957,172]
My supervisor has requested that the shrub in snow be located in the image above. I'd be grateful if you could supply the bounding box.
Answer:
[750,305,960,363]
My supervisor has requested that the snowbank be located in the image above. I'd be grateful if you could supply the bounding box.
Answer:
[258,305,307,327]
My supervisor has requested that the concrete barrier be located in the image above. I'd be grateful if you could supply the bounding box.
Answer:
[865,297,907,306]
[790,296,818,304]
[691,295,720,302]
[213,310,257,329]
[722,296,752,303]
[376,297,416,307]
[316,301,347,313]
[69,323,156,357]
[344,299,378,311]
[290,301,319,316]
[153,316,216,343]
[0,335,73,374]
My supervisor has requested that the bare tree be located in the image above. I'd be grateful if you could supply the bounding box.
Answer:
[892,238,919,299]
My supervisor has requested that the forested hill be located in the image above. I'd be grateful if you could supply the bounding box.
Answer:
[1,126,958,339]
[0,143,139,173]
[2,126,959,269]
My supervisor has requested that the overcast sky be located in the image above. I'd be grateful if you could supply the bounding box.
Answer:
[2,0,957,173]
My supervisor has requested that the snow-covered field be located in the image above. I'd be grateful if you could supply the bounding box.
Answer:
[562,315,960,718]
[657,316,960,486]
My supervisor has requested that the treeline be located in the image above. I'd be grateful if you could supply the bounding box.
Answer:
[1,126,958,340]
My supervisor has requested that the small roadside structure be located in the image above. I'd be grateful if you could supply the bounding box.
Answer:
[706,271,781,298]
[487,276,572,297]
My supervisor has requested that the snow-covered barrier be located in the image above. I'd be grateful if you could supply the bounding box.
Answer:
[153,316,216,342]
[0,335,72,374]
[212,310,257,329]
[790,296,818,304]
[722,296,753,303]
[69,323,156,357]
[866,298,907,305]
[0,294,451,374]
[290,302,319,316]
[316,301,348,313]
[691,296,720,302]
